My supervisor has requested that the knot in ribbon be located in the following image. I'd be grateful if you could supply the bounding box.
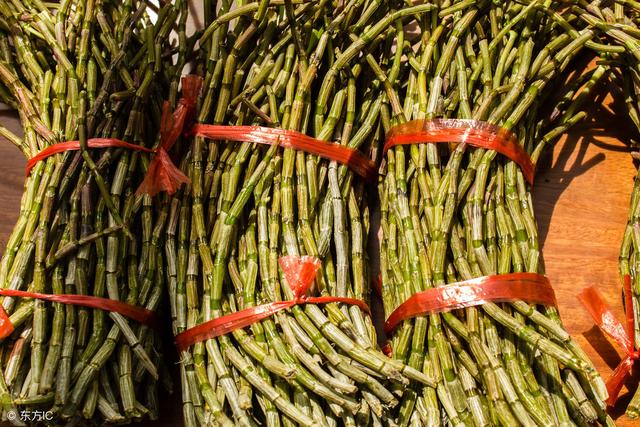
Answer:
[579,276,637,406]
[174,255,370,351]
[135,75,203,196]
[280,255,322,301]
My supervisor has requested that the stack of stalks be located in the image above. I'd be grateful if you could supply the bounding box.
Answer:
[0,0,188,423]
[168,1,442,426]
[377,1,615,425]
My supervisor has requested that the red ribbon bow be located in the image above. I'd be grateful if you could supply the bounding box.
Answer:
[135,75,202,196]
[578,276,637,406]
[174,255,370,351]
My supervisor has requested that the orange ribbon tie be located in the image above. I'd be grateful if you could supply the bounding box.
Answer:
[174,255,370,351]
[578,275,637,406]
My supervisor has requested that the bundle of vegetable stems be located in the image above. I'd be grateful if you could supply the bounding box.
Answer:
[168,1,448,426]
[378,1,618,425]
[0,0,188,423]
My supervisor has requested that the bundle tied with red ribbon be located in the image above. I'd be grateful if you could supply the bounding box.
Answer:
[0,4,193,423]
[379,112,610,424]
[578,276,637,406]
[165,47,447,425]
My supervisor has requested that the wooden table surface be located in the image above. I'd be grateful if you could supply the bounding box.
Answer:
[0,89,639,425]
[530,91,640,425]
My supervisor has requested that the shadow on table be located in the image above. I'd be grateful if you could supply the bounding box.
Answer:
[535,86,634,250]
[534,81,640,422]
[534,132,606,250]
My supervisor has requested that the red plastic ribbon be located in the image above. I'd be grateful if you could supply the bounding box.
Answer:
[135,75,202,196]
[25,138,155,176]
[174,255,371,351]
[381,342,393,357]
[384,273,556,335]
[0,288,159,339]
[384,119,535,185]
[26,75,202,196]
[191,125,378,182]
[578,275,636,406]
[0,303,11,338]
